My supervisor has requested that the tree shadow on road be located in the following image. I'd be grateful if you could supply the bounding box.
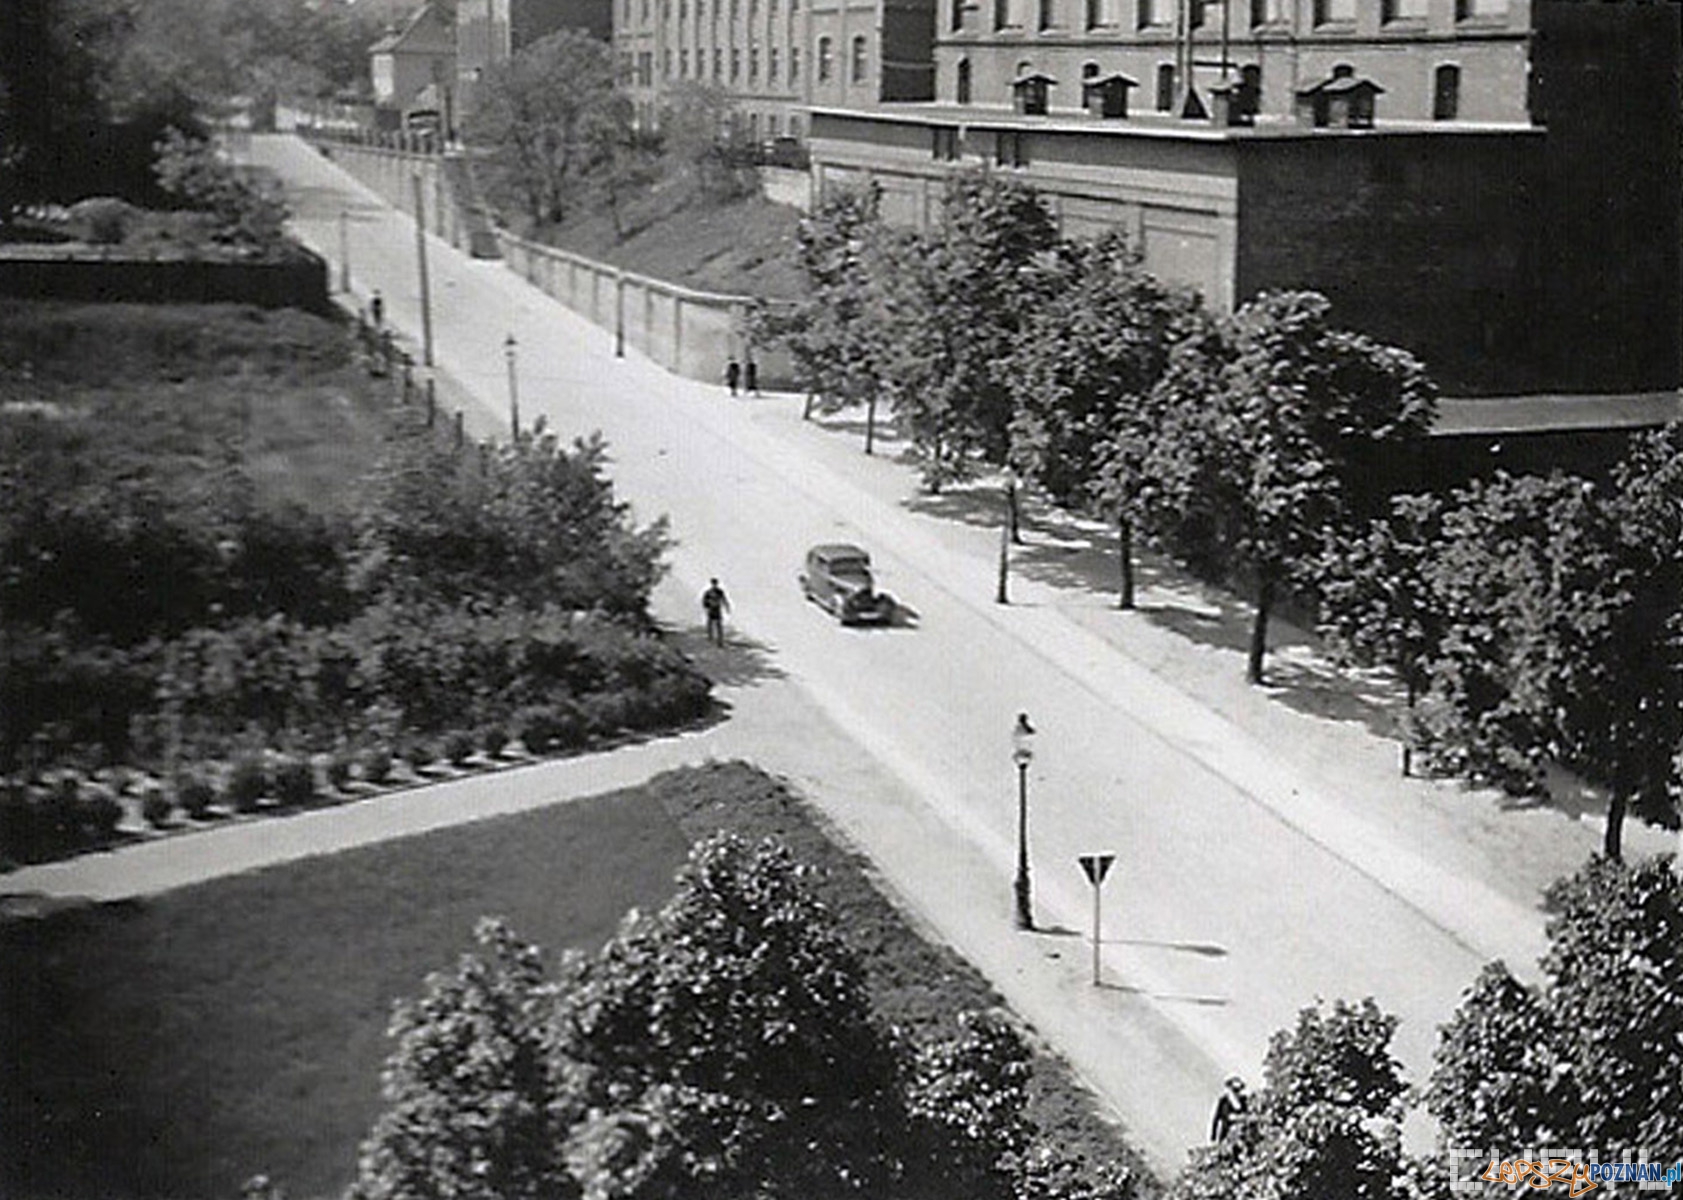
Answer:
[666,624,786,691]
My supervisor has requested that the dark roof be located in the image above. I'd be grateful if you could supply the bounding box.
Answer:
[1011,72,1059,86]
[809,543,871,561]
[1082,72,1139,88]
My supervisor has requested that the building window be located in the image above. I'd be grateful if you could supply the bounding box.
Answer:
[996,130,1026,168]
[789,113,802,138]
[750,0,759,21]
[714,47,723,78]
[1381,0,1427,17]
[952,0,964,30]
[1433,63,1460,118]
[1155,62,1175,110]
[730,0,738,18]
[769,113,780,135]
[769,46,780,80]
[1456,0,1507,18]
[790,45,800,79]
[749,112,759,140]
[641,0,649,21]
[817,37,832,81]
[750,46,760,80]
[663,48,672,75]
[680,48,690,74]
[1082,61,1099,80]
[994,0,1009,29]
[1250,0,1286,23]
[851,36,867,82]
[956,56,972,102]
[731,47,741,79]
[1138,0,1168,26]
[933,126,960,160]
[1038,0,1054,28]
[1313,0,1355,23]
[1087,0,1118,26]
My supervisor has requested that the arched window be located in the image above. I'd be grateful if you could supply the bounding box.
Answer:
[817,36,833,82]
[956,56,972,103]
[1082,60,1099,79]
[1433,63,1461,119]
[1155,62,1175,111]
[851,35,867,82]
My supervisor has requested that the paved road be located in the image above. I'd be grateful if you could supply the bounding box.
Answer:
[213,136,1554,1170]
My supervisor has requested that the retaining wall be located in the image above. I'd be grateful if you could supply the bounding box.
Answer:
[310,135,795,387]
[0,249,330,311]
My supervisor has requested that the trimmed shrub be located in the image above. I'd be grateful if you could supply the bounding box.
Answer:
[325,749,355,792]
[401,735,436,773]
[40,776,85,852]
[514,706,559,755]
[80,785,124,841]
[140,786,174,829]
[225,755,269,812]
[443,729,475,767]
[480,724,510,760]
[273,755,315,806]
[175,769,216,819]
[361,745,394,785]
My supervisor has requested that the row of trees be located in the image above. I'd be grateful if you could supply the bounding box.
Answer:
[1173,852,1682,1199]
[768,175,1683,854]
[352,834,1139,1200]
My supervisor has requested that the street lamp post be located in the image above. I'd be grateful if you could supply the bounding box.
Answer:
[1012,712,1036,930]
[504,333,520,439]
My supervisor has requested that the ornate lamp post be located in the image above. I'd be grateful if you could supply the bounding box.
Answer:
[1012,712,1036,930]
[504,333,520,439]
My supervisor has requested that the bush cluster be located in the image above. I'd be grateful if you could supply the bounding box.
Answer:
[2,316,707,867]
[0,775,126,865]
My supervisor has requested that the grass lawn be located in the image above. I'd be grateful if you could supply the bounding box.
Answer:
[539,189,807,301]
[1,763,1150,1200]
[0,300,397,516]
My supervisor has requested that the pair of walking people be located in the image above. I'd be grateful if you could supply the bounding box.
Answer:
[725,358,759,396]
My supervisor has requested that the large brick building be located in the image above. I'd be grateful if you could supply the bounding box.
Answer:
[808,0,1680,397]
[616,0,938,142]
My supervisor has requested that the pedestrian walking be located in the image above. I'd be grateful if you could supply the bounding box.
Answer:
[370,289,385,328]
[725,358,741,396]
[1210,1076,1248,1142]
[745,358,760,395]
[701,577,731,646]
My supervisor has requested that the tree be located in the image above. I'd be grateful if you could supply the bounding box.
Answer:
[762,184,894,445]
[875,172,1058,490]
[558,834,909,1198]
[1003,231,1204,606]
[467,29,629,228]
[1410,471,1671,857]
[355,424,669,617]
[1171,998,1417,1200]
[1316,493,1445,772]
[1427,855,1683,1160]
[1145,292,1437,684]
[351,919,570,1200]
[153,127,290,252]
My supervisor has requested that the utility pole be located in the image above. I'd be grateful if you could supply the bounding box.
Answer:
[504,333,520,439]
[338,209,350,293]
[411,174,435,368]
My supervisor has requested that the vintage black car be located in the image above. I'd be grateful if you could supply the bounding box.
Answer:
[799,543,896,625]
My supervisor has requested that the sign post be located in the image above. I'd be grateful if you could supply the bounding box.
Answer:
[1077,853,1116,986]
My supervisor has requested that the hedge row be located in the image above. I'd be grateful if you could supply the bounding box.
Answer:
[0,672,712,867]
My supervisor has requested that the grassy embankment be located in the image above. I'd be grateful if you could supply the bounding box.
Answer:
[1,763,1151,1200]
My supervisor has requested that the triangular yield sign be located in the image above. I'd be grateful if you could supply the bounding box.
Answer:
[1078,853,1115,885]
